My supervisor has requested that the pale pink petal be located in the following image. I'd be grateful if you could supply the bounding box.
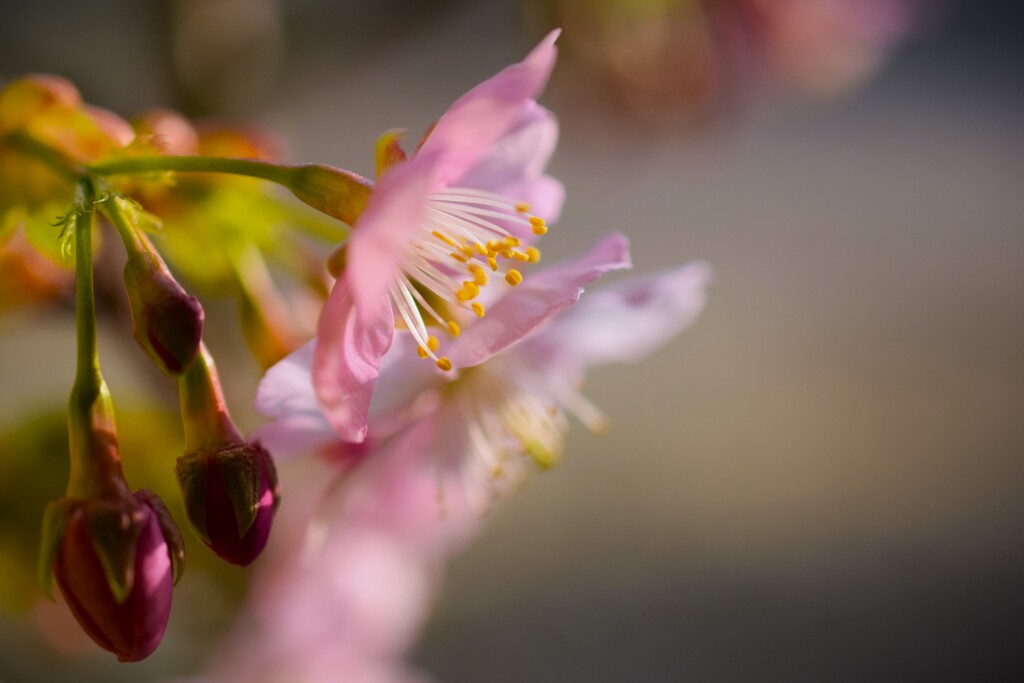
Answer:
[456,103,559,191]
[447,232,632,368]
[499,174,565,227]
[340,416,480,557]
[254,341,319,418]
[251,341,337,458]
[250,413,337,460]
[417,30,560,185]
[346,152,439,318]
[313,279,395,443]
[533,261,713,370]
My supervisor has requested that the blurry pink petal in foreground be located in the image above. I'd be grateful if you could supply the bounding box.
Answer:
[206,422,477,683]
[314,31,564,443]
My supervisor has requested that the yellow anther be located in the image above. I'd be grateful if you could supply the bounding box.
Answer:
[500,248,514,259]
[436,357,453,372]
[469,264,488,285]
[515,202,531,213]
[417,346,429,359]
[530,216,547,235]
[486,240,503,253]
[462,281,480,298]
[456,289,473,302]
[450,251,469,263]
[427,335,440,352]
[525,246,541,263]
[512,250,530,262]
[471,302,485,317]
[487,257,498,271]
[473,243,488,256]
[432,230,457,247]
[507,237,522,247]
[505,269,523,286]
[447,320,461,337]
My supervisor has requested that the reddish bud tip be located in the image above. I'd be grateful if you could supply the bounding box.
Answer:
[44,491,179,662]
[123,252,204,375]
[176,441,280,567]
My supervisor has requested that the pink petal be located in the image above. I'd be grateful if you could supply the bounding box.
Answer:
[535,261,713,370]
[313,279,395,443]
[447,232,632,368]
[254,341,319,418]
[417,30,560,186]
[456,103,559,192]
[346,152,439,318]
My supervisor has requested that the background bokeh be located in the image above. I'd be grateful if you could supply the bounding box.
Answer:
[2,0,1023,680]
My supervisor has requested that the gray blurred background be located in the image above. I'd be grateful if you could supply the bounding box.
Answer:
[2,0,1023,681]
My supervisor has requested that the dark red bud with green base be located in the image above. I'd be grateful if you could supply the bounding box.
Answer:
[177,345,281,566]
[39,490,185,663]
[176,441,280,566]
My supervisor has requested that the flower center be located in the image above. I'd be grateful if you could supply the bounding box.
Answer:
[389,188,547,371]
[448,357,608,502]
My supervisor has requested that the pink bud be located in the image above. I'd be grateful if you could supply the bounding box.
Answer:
[46,491,183,662]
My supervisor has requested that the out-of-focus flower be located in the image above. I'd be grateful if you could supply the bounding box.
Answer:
[530,0,920,126]
[257,233,710,500]
[0,74,132,222]
[39,489,184,662]
[0,226,72,314]
[749,0,918,96]
[177,346,281,566]
[313,30,565,444]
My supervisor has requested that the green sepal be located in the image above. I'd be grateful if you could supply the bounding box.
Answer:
[375,128,408,178]
[38,499,75,601]
[136,489,186,585]
[175,452,211,545]
[87,502,142,605]
[217,448,263,539]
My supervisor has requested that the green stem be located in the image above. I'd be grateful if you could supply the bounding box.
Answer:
[73,187,100,396]
[91,156,373,225]
[101,195,150,258]
[179,344,242,454]
[91,155,294,185]
[67,183,127,499]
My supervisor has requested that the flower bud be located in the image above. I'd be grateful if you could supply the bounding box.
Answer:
[123,250,205,375]
[281,163,372,226]
[177,344,281,565]
[176,441,280,566]
[39,490,185,662]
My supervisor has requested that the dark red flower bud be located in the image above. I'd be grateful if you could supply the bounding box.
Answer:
[176,442,280,566]
[123,250,205,375]
[39,490,185,662]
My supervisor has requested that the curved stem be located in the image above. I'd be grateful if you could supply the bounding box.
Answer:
[90,155,294,184]
[101,195,150,258]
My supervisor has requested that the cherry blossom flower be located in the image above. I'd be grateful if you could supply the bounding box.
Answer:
[255,233,711,502]
[313,30,564,443]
